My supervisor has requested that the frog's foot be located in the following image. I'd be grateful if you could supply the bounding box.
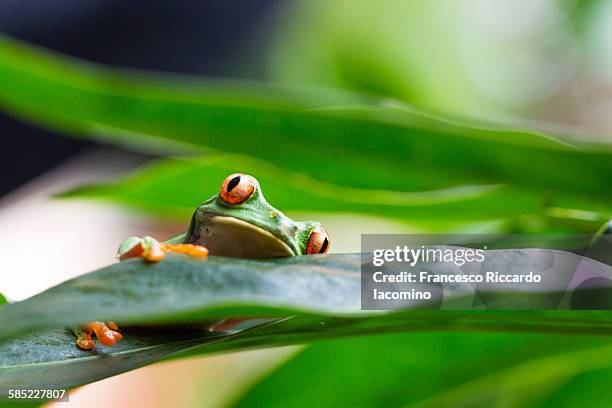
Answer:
[73,321,122,350]
[73,326,94,350]
[118,236,165,262]
[118,236,208,263]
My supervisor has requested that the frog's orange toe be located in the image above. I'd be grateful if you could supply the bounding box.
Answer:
[76,337,95,350]
[139,236,165,262]
[163,243,209,258]
[118,236,167,262]
[97,330,123,347]
[74,324,96,350]
[117,236,144,261]
[75,321,123,349]
[144,242,166,262]
[89,321,123,347]
[187,245,209,257]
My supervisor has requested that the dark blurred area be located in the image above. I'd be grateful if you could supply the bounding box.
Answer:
[0,0,276,197]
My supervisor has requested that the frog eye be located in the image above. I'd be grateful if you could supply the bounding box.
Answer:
[306,226,330,254]
[220,173,256,204]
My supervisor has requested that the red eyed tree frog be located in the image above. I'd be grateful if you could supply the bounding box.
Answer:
[74,173,330,350]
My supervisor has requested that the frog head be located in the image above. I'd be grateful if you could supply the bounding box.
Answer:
[185,174,330,258]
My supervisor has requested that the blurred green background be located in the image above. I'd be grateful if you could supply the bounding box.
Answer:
[1,0,612,407]
[269,0,612,137]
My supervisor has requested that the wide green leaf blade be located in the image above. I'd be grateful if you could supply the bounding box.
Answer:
[3,312,612,397]
[3,252,612,343]
[3,310,612,394]
[234,331,612,408]
[2,321,612,394]
[0,254,362,342]
[63,155,547,224]
[1,34,612,209]
[1,251,612,392]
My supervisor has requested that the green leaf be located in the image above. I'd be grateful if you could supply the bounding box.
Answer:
[540,367,612,407]
[2,252,612,342]
[0,317,279,394]
[0,328,220,392]
[1,34,612,214]
[0,254,361,342]
[1,253,612,392]
[0,293,6,306]
[62,155,546,224]
[268,2,487,117]
[3,311,611,395]
[234,331,612,408]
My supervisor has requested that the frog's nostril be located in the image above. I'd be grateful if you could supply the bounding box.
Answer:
[227,176,241,192]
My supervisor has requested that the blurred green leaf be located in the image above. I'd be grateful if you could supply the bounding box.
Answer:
[268,0,594,127]
[269,1,483,115]
[1,34,612,220]
[62,155,546,225]
[565,0,604,36]
[2,309,611,394]
[234,331,612,408]
[0,294,6,306]
[7,314,611,395]
[539,366,612,407]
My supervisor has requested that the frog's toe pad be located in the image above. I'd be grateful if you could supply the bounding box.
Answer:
[117,236,144,260]
[75,321,122,350]
[118,236,166,262]
[76,336,95,351]
[91,321,123,347]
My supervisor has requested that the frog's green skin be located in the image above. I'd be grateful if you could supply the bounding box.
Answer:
[166,177,322,258]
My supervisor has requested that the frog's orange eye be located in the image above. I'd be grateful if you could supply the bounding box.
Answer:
[306,226,330,254]
[220,174,255,204]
